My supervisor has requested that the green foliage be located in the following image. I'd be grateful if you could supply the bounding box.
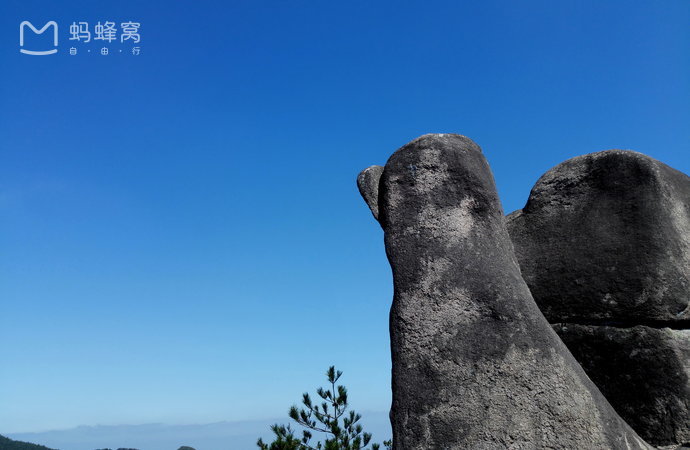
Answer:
[256,425,302,450]
[0,435,56,450]
[257,367,392,450]
[177,447,196,450]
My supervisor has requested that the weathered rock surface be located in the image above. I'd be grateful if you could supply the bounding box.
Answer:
[507,150,690,324]
[507,149,690,446]
[359,134,650,449]
[357,165,384,220]
[552,323,690,446]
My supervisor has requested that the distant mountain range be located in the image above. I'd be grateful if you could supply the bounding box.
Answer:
[4,412,391,450]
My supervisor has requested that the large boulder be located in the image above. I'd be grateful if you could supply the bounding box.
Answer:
[507,149,690,446]
[358,134,650,449]
[507,150,690,324]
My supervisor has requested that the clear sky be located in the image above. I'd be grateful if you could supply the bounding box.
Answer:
[1,0,689,435]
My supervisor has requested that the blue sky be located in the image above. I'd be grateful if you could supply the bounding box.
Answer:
[1,0,689,436]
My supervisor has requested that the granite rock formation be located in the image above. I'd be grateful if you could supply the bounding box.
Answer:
[358,134,650,449]
[507,150,690,446]
[507,150,690,324]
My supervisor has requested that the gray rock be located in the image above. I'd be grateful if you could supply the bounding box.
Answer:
[552,324,690,446]
[507,150,690,324]
[359,134,650,449]
[357,165,384,220]
[507,149,690,446]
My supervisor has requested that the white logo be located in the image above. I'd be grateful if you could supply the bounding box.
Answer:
[19,21,58,55]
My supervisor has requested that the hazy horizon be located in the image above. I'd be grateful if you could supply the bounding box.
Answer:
[6,411,392,450]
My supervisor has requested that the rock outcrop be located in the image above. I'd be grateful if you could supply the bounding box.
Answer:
[358,134,650,449]
[507,150,690,446]
[507,150,690,324]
